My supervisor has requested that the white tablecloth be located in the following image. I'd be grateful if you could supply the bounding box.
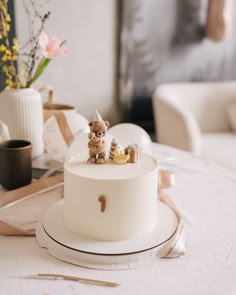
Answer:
[1,143,236,295]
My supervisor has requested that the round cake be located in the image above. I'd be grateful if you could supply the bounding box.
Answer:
[64,153,159,241]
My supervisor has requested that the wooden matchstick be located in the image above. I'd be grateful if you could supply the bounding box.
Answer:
[36,273,119,287]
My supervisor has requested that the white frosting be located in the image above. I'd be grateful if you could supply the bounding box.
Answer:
[64,153,159,241]
[66,153,156,179]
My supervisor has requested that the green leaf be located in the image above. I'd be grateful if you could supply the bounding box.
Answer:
[28,57,51,87]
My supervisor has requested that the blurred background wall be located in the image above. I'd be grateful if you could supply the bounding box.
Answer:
[14,0,119,123]
[6,0,236,132]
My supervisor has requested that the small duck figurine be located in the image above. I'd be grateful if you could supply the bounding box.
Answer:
[112,148,130,165]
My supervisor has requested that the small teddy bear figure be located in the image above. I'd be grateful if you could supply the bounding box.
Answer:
[87,132,105,164]
[87,110,109,164]
[88,132,101,144]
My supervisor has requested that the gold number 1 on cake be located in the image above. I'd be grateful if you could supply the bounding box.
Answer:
[98,195,106,213]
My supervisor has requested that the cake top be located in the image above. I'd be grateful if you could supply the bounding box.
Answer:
[64,153,158,180]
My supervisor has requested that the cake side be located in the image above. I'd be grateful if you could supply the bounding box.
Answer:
[64,153,159,241]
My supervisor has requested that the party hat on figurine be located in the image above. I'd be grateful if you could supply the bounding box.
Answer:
[93,110,103,122]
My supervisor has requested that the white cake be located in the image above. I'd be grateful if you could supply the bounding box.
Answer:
[64,153,158,241]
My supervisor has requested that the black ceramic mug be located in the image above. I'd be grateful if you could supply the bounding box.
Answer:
[0,140,32,190]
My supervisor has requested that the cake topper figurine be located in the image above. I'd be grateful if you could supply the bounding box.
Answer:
[112,148,130,165]
[87,110,109,164]
[109,137,120,159]
[124,144,141,163]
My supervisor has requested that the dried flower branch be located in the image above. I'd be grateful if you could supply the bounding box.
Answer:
[0,0,22,88]
[0,0,67,89]
[20,0,51,87]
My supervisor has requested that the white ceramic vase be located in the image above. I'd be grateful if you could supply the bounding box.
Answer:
[0,88,44,158]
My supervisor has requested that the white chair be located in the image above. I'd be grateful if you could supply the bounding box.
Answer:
[152,81,236,174]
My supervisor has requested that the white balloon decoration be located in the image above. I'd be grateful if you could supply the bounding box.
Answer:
[108,123,152,154]
[43,112,89,162]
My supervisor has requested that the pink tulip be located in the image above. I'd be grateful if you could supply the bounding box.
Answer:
[39,31,67,59]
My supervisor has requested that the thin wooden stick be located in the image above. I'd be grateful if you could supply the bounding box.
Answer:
[36,273,119,287]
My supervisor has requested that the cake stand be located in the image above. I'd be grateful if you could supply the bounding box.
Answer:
[36,199,178,270]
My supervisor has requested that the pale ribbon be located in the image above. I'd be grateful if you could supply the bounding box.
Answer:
[158,170,186,258]
[54,112,75,147]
